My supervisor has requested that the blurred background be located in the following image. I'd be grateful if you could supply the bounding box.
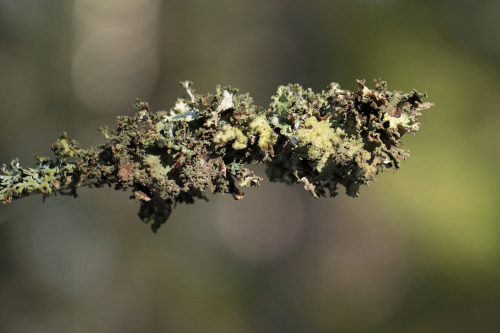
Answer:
[1,0,499,332]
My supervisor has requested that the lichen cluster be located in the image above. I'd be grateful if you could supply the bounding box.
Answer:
[0,80,432,231]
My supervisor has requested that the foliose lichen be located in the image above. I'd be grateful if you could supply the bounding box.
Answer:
[0,79,433,232]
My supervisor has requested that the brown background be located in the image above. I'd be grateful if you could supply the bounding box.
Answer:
[1,0,499,332]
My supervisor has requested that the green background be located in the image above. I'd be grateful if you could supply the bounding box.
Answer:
[1,0,499,332]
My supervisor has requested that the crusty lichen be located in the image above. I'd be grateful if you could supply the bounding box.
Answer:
[0,79,432,232]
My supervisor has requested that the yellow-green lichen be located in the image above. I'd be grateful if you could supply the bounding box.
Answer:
[248,115,277,152]
[382,112,420,133]
[0,159,61,203]
[213,124,247,150]
[144,155,171,179]
[51,132,84,160]
[296,117,345,171]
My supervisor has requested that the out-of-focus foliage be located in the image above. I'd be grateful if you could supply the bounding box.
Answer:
[0,0,499,332]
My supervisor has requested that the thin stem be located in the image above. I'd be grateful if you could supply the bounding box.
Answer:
[0,79,433,232]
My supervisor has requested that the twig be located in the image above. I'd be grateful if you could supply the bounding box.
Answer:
[0,79,433,232]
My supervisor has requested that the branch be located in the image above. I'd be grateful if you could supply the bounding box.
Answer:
[0,79,433,232]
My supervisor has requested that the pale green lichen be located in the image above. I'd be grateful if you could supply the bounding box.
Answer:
[0,157,73,202]
[214,114,277,152]
[248,115,277,152]
[296,117,345,172]
[213,124,248,150]
[0,79,432,232]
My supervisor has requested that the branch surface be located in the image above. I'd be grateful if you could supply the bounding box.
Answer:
[0,80,433,231]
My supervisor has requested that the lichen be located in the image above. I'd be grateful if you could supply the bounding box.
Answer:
[213,124,247,150]
[248,115,277,153]
[0,157,73,203]
[296,116,345,172]
[0,79,433,232]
